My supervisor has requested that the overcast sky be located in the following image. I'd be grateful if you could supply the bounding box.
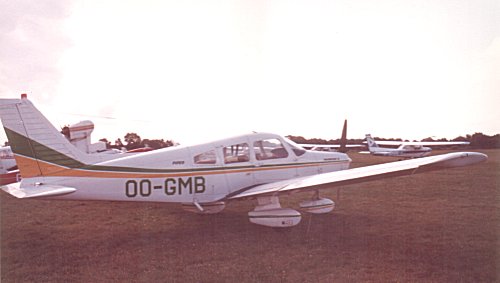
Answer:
[1,0,499,145]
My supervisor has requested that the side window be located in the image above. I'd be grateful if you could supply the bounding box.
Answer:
[223,143,250,164]
[194,150,217,165]
[283,138,306,156]
[253,139,289,160]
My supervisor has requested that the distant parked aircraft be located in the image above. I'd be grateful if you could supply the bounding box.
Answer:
[363,134,470,158]
[0,146,19,186]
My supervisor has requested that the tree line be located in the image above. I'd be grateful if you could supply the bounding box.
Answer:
[287,132,500,149]
[101,131,500,150]
[2,132,499,149]
[99,133,175,151]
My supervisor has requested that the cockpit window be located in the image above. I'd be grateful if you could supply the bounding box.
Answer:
[194,150,217,165]
[223,143,250,164]
[283,138,306,156]
[253,138,289,160]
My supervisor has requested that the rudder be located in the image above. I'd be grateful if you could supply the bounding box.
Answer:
[365,134,379,151]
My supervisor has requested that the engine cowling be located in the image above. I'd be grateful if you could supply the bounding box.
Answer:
[299,197,335,214]
[248,208,301,227]
[182,201,226,214]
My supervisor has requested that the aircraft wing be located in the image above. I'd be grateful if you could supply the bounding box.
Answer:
[299,144,364,148]
[366,151,399,156]
[229,152,486,200]
[404,141,470,146]
[1,182,76,199]
[365,141,470,146]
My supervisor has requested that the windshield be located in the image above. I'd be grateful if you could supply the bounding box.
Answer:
[283,138,306,156]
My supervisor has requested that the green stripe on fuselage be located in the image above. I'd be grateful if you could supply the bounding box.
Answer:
[5,127,85,168]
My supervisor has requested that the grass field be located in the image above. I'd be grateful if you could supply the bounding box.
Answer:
[1,149,499,282]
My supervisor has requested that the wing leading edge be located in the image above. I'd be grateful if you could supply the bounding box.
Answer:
[367,141,470,146]
[229,152,487,200]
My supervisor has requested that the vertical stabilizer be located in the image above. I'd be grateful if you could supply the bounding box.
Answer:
[0,96,100,178]
[339,119,348,153]
[365,134,379,152]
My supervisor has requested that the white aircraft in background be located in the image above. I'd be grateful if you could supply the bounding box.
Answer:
[0,95,487,228]
[61,120,125,156]
[61,121,154,154]
[0,146,20,186]
[0,146,16,171]
[364,134,470,158]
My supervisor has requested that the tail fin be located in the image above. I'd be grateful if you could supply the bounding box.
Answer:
[365,134,379,151]
[0,95,100,178]
[338,119,348,153]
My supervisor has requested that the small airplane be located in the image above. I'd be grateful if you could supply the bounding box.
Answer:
[363,134,470,158]
[0,95,487,228]
[0,146,16,171]
[62,121,155,154]
[61,120,129,156]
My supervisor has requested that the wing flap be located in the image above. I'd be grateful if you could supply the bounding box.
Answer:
[229,152,487,200]
[2,182,76,198]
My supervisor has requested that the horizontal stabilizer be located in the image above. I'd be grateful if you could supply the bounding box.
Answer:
[1,182,76,199]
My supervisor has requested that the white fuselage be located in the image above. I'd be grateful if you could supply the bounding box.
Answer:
[29,133,351,204]
[365,134,469,159]
[370,145,432,158]
[0,146,16,173]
